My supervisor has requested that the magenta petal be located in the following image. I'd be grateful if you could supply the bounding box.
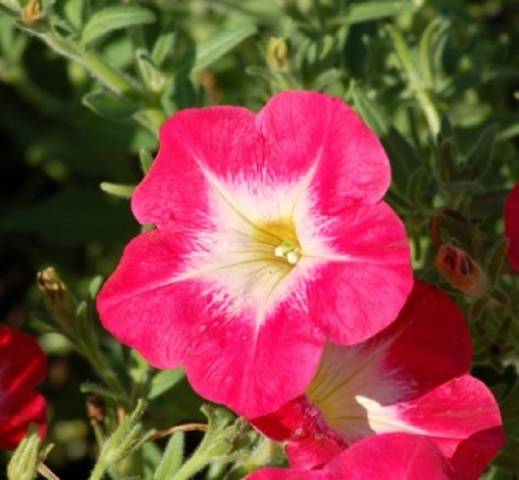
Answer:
[257,91,391,211]
[308,202,412,345]
[247,467,325,480]
[250,280,503,477]
[505,182,519,270]
[399,375,505,479]
[97,228,325,417]
[132,106,260,227]
[247,434,450,480]
[381,280,472,396]
[326,434,451,480]
[252,396,347,469]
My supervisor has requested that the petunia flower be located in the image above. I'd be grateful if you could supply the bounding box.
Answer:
[250,281,505,479]
[505,182,519,271]
[97,91,413,417]
[0,326,47,450]
[248,433,451,480]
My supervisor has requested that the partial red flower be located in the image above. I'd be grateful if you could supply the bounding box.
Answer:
[251,281,505,479]
[0,326,47,450]
[505,182,519,270]
[248,433,451,480]
[97,91,413,417]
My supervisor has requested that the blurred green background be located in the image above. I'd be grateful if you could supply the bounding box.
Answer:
[0,0,518,478]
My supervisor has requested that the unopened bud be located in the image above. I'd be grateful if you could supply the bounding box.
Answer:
[86,395,105,424]
[267,37,289,71]
[21,0,43,25]
[7,425,43,480]
[435,244,487,297]
[37,267,75,325]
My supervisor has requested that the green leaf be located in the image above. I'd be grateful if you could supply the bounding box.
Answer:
[139,148,154,174]
[493,437,519,474]
[62,0,86,31]
[466,124,498,180]
[407,166,429,204]
[152,27,176,67]
[351,86,388,134]
[153,432,184,480]
[100,182,135,199]
[387,25,421,86]
[190,25,257,73]
[149,369,185,400]
[351,86,422,192]
[0,0,20,14]
[88,276,104,300]
[437,137,458,182]
[81,5,156,46]
[1,186,136,246]
[136,50,166,93]
[419,18,450,88]
[337,1,417,25]
[83,89,138,120]
[312,69,344,90]
[486,238,509,285]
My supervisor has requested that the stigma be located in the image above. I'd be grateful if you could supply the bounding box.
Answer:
[274,241,301,265]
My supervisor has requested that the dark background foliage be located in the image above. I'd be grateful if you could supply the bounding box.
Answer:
[0,0,518,478]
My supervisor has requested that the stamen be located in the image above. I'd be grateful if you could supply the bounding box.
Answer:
[273,241,301,265]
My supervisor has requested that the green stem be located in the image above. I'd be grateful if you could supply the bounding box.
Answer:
[171,450,211,480]
[83,341,127,401]
[387,26,440,137]
[415,88,440,137]
[23,28,165,134]
[89,459,108,480]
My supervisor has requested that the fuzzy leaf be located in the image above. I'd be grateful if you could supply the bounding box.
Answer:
[100,182,135,199]
[153,432,185,480]
[81,6,156,46]
[190,25,257,73]
[149,369,185,400]
[152,27,176,67]
[467,124,498,180]
[83,90,138,120]
[340,1,417,24]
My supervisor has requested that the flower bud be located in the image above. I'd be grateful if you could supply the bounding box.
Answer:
[267,37,289,71]
[36,267,75,326]
[435,244,487,297]
[7,426,43,480]
[21,0,43,25]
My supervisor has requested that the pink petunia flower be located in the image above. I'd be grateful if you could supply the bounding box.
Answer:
[505,182,519,271]
[0,326,47,450]
[97,91,413,417]
[248,433,452,479]
[250,281,505,479]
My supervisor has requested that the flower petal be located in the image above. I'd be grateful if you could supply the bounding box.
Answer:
[97,228,325,417]
[0,327,47,392]
[252,396,347,469]
[251,281,499,474]
[0,327,47,450]
[132,106,260,227]
[326,433,451,480]
[256,90,391,211]
[381,280,472,396]
[247,434,450,480]
[307,202,412,345]
[505,182,519,271]
[0,390,47,450]
[398,375,505,480]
